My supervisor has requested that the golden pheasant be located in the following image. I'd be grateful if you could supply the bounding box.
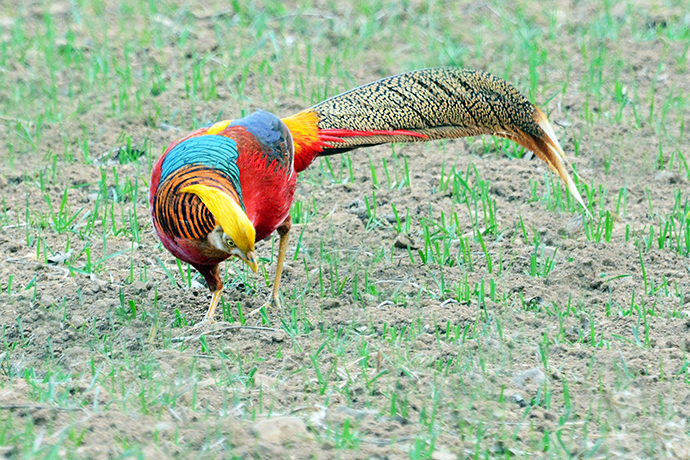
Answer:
[150,68,585,321]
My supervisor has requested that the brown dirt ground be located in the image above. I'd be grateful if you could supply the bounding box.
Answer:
[1,0,690,459]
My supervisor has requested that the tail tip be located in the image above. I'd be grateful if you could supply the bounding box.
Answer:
[535,109,589,215]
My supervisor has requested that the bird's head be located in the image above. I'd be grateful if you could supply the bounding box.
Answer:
[179,184,258,273]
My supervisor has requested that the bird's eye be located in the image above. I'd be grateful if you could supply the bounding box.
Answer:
[222,234,235,247]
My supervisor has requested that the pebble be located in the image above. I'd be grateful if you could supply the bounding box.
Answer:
[383,213,405,224]
[511,368,546,389]
[346,199,366,216]
[70,315,87,328]
[509,393,527,407]
[131,280,148,293]
[40,294,56,307]
[270,330,287,343]
[654,170,682,183]
[47,251,71,265]
[394,233,417,249]
[322,299,341,310]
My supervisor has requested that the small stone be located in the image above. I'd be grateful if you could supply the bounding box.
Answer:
[251,416,308,444]
[394,233,417,249]
[322,299,341,310]
[40,294,56,307]
[511,368,546,389]
[62,347,89,372]
[131,280,148,293]
[270,330,287,343]
[346,199,366,216]
[383,213,405,224]
[362,294,377,304]
[92,298,116,312]
[47,252,71,265]
[542,246,556,259]
[154,422,171,432]
[509,393,526,407]
[654,170,681,183]
[70,315,86,328]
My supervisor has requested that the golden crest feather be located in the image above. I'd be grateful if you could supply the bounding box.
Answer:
[179,184,256,252]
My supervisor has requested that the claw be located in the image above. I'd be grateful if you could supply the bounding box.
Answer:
[270,293,282,309]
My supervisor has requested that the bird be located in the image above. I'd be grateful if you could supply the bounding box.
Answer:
[149,67,586,323]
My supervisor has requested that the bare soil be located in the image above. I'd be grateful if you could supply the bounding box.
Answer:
[1,1,689,458]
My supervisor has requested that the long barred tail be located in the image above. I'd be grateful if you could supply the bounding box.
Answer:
[283,67,586,210]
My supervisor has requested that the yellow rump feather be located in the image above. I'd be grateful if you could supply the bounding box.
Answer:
[282,110,320,158]
[179,184,255,252]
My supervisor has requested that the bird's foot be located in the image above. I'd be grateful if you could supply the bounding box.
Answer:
[247,295,282,318]
[270,294,282,309]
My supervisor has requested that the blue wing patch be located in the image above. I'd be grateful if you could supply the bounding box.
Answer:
[160,135,243,201]
[230,110,284,149]
[230,110,293,173]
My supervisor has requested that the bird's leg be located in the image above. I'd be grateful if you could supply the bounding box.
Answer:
[199,264,223,322]
[204,289,223,322]
[270,215,292,308]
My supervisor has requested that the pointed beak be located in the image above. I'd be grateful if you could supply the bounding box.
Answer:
[230,248,259,273]
[244,251,258,273]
